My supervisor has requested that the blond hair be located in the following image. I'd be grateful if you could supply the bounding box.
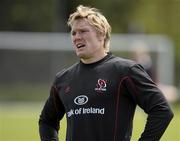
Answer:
[67,5,111,52]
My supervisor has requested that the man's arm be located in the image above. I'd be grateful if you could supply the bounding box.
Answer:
[39,86,65,141]
[127,64,174,141]
[39,123,59,141]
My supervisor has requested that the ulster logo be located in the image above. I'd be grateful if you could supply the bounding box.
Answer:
[95,79,107,92]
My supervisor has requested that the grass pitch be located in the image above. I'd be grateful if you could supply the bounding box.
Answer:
[0,102,179,141]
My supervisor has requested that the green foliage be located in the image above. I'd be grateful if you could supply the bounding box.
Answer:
[127,0,180,84]
[0,0,180,83]
[0,0,55,31]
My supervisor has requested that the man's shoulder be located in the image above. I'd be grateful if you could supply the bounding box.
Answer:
[109,54,136,68]
[55,62,79,80]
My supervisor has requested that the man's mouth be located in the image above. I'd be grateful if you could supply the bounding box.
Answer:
[76,43,85,49]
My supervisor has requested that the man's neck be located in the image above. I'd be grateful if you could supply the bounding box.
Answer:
[81,52,108,64]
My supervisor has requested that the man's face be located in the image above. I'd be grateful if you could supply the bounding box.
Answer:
[71,18,105,62]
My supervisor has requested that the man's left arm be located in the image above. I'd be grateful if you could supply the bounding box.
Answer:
[127,64,174,141]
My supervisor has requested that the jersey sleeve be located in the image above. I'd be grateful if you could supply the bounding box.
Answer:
[126,64,173,141]
[39,85,65,141]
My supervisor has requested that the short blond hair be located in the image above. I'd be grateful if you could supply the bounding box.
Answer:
[67,5,111,52]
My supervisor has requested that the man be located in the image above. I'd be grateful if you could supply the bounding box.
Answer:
[39,5,173,141]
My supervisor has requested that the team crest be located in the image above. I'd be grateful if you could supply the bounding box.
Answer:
[95,79,107,92]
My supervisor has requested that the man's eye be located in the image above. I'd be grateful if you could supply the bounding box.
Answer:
[81,30,88,33]
[71,31,76,36]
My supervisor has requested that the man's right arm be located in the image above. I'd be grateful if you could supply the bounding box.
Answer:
[39,86,65,141]
[39,123,59,141]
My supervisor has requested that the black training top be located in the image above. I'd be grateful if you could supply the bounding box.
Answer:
[39,53,173,141]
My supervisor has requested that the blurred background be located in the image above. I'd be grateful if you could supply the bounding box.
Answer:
[0,0,180,141]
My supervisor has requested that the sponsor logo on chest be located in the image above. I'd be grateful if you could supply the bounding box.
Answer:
[67,94,105,117]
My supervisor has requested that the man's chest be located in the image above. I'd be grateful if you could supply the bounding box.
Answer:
[57,71,120,116]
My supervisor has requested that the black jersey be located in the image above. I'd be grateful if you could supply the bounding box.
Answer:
[39,53,173,141]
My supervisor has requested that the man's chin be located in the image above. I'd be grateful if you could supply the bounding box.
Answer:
[76,52,86,58]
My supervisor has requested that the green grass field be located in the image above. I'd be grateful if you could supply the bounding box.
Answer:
[0,102,179,141]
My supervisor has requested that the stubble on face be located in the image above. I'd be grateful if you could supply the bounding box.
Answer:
[71,19,106,64]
